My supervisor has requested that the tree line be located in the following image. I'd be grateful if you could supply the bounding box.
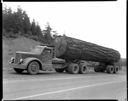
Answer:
[2,6,54,44]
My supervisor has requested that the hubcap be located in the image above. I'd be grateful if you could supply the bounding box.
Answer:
[74,66,78,71]
[110,67,114,71]
[114,66,119,73]
[83,66,86,71]
[30,62,39,72]
[31,65,37,72]
[107,65,114,73]
[116,68,118,71]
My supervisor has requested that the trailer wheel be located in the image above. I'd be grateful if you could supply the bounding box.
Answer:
[55,68,65,73]
[113,66,119,73]
[27,61,39,75]
[79,64,88,74]
[14,68,24,74]
[106,65,114,74]
[68,63,79,74]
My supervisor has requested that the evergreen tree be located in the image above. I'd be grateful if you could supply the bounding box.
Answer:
[3,6,32,35]
[35,23,42,37]
[23,11,31,34]
[43,23,53,44]
[3,6,13,32]
[31,19,36,36]
[2,5,51,43]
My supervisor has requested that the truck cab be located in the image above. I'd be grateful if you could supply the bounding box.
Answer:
[9,45,56,74]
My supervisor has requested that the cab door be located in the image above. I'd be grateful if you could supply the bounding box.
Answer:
[40,48,53,71]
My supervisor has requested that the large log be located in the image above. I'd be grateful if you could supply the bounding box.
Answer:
[53,36,121,64]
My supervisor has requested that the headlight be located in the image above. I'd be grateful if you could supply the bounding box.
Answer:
[11,57,14,61]
[10,57,14,63]
[19,59,24,64]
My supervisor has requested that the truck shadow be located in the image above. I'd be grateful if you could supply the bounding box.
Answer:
[9,70,122,75]
[4,70,123,80]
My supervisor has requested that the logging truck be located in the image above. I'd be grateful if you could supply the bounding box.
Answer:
[9,36,121,75]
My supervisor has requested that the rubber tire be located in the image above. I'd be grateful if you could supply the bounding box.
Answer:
[113,66,119,74]
[55,68,65,73]
[14,68,24,74]
[27,61,39,75]
[67,63,79,74]
[79,64,87,74]
[106,65,114,74]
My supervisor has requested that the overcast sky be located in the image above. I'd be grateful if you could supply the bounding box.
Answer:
[3,0,126,58]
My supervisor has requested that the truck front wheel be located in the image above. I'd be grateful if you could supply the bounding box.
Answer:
[67,63,79,74]
[14,68,24,74]
[27,61,39,75]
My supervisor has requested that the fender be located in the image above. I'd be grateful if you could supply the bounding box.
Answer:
[23,57,43,70]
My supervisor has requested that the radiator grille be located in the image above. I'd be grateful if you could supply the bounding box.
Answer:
[15,53,21,63]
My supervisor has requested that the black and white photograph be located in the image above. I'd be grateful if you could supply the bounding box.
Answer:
[2,1,126,100]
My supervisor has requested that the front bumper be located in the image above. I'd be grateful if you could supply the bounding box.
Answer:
[9,62,27,69]
[9,57,27,69]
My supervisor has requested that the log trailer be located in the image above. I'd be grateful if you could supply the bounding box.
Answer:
[9,36,121,75]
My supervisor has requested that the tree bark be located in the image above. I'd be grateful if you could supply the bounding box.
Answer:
[53,36,121,64]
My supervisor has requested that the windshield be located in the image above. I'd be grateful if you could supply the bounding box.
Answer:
[30,46,44,54]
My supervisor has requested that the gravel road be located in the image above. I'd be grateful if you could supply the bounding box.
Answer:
[3,67,126,100]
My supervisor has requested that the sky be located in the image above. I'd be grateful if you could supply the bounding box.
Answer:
[3,0,126,58]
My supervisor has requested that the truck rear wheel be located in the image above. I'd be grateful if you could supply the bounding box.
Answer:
[79,64,88,74]
[113,66,119,73]
[27,61,39,75]
[14,68,24,74]
[55,68,65,73]
[106,65,114,74]
[67,63,79,74]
